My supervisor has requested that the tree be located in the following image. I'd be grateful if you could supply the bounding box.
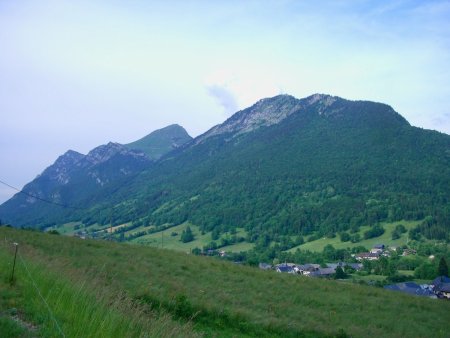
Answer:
[437,257,448,277]
[395,224,407,234]
[180,226,194,243]
[323,244,336,261]
[340,232,351,242]
[414,262,436,280]
[363,260,373,274]
[334,266,347,279]
[391,229,401,240]
[350,233,361,243]
[211,228,220,241]
[192,247,201,255]
[363,224,385,240]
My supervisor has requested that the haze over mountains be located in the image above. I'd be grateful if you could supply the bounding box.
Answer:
[1,94,449,243]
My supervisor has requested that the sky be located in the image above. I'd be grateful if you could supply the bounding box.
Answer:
[1,0,450,204]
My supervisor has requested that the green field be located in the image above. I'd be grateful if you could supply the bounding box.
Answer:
[132,222,213,251]
[1,227,450,337]
[220,241,255,252]
[132,223,250,253]
[52,221,253,254]
[288,220,421,252]
[48,221,111,236]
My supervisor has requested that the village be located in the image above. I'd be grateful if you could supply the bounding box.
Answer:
[258,243,450,300]
[72,226,450,300]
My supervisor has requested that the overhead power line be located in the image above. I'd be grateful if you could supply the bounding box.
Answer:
[0,179,83,210]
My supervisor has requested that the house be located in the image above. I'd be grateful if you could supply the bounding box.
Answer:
[355,252,380,261]
[309,267,336,278]
[384,282,437,298]
[370,244,385,254]
[401,249,417,256]
[431,276,450,299]
[435,284,450,299]
[206,249,216,256]
[326,262,363,271]
[74,231,87,240]
[259,263,272,270]
[276,264,295,274]
[346,263,363,271]
[295,264,320,275]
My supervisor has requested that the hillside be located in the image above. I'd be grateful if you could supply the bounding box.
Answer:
[1,227,450,337]
[1,94,449,250]
[78,94,450,244]
[0,125,192,227]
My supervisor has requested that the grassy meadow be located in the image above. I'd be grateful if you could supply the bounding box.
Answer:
[52,221,252,253]
[132,224,251,253]
[132,222,213,251]
[288,220,421,252]
[53,219,425,257]
[1,227,450,337]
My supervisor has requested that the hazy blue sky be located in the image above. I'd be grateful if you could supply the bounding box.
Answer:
[1,0,450,204]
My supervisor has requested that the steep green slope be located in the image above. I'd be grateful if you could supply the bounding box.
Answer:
[125,124,192,159]
[1,227,450,337]
[86,94,450,243]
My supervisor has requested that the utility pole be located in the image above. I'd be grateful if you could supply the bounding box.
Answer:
[161,231,164,249]
[10,243,18,285]
[109,208,113,241]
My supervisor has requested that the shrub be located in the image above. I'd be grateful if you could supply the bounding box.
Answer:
[340,232,351,242]
[363,225,384,239]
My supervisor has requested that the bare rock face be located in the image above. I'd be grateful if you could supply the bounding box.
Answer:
[195,94,337,144]
[83,142,147,167]
[40,150,84,185]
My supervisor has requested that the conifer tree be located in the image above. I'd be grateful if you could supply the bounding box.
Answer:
[437,257,448,277]
[180,226,194,243]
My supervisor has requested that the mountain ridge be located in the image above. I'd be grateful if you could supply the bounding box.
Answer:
[194,93,410,145]
[0,124,193,224]
[0,94,449,247]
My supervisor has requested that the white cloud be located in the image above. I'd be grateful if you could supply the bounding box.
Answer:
[205,84,238,116]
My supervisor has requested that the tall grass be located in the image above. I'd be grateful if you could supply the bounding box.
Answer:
[0,238,195,337]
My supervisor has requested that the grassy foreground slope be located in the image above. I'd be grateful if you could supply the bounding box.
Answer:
[1,227,450,337]
[0,235,195,337]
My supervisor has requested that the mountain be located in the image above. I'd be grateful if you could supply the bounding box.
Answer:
[0,125,192,226]
[93,94,449,241]
[125,124,192,159]
[1,94,449,246]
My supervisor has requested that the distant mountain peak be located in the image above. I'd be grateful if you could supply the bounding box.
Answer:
[196,93,340,143]
[305,93,336,106]
[125,124,192,159]
[195,93,412,144]
[40,150,85,185]
[196,94,304,143]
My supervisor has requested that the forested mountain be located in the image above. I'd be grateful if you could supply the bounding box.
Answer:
[0,125,192,226]
[1,94,449,243]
